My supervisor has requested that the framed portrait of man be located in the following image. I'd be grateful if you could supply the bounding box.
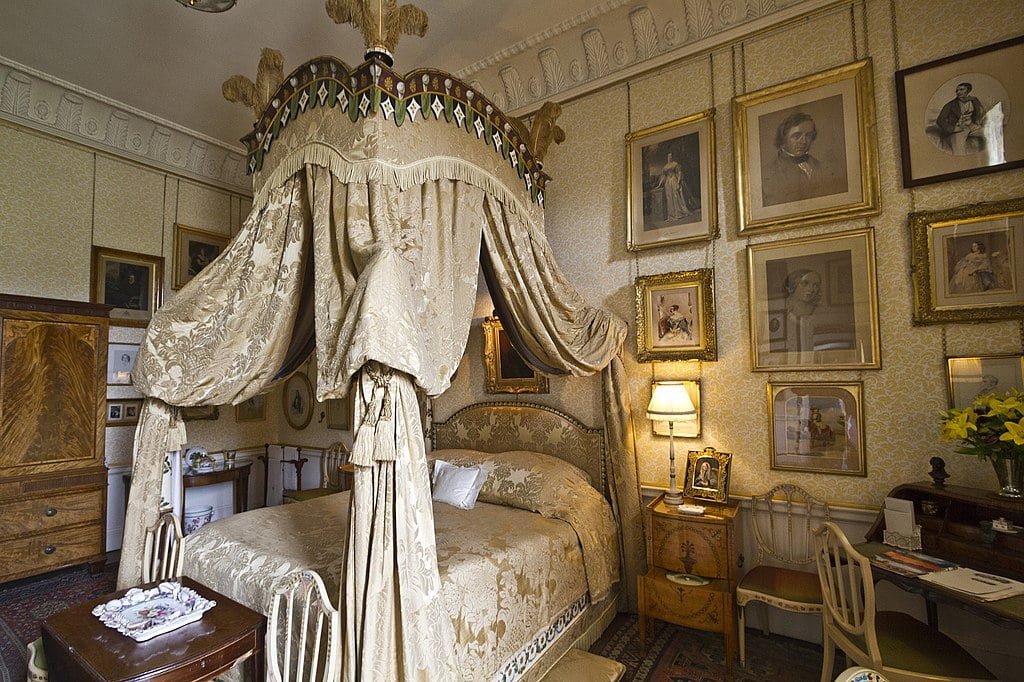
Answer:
[733,59,879,234]
[91,247,163,327]
[626,109,717,250]
[896,35,1024,187]
[482,316,548,394]
[946,355,1024,409]
[283,371,314,430]
[910,197,1024,324]
[173,224,230,290]
[682,447,732,503]
[768,382,865,476]
[635,269,717,363]
[747,228,879,371]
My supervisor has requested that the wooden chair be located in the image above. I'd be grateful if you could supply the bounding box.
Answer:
[282,442,350,504]
[142,512,184,583]
[813,522,996,682]
[267,570,340,682]
[737,483,830,668]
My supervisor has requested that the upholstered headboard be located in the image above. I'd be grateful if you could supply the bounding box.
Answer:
[430,401,606,496]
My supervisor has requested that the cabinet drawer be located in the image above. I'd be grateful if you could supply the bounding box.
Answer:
[0,489,103,541]
[641,572,728,633]
[0,524,103,579]
[651,515,730,578]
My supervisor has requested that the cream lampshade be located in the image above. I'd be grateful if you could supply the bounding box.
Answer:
[648,381,697,505]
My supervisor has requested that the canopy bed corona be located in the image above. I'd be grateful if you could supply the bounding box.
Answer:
[117,3,644,681]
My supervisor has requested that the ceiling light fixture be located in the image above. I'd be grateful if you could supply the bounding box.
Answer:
[175,0,237,12]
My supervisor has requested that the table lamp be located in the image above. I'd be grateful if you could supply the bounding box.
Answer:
[647,381,697,505]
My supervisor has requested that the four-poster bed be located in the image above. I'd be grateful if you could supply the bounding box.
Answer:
[117,3,645,679]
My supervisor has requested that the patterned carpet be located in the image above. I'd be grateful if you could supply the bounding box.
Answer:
[590,613,828,682]
[0,563,116,682]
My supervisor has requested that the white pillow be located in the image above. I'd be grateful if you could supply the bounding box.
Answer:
[432,459,487,510]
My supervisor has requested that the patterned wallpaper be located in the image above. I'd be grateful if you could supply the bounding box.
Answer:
[435,0,1024,507]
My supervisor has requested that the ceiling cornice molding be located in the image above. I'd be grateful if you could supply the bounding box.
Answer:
[458,0,841,115]
[0,55,252,195]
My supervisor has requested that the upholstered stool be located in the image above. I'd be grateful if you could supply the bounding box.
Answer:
[541,649,625,681]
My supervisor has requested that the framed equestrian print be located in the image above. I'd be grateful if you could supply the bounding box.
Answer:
[626,109,717,250]
[734,59,879,234]
[768,381,865,476]
[636,269,717,362]
[896,35,1024,187]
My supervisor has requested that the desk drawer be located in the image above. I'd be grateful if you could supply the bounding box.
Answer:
[651,516,730,578]
[641,572,728,633]
[0,524,103,579]
[0,489,103,541]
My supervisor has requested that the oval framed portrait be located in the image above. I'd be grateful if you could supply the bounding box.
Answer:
[283,372,314,430]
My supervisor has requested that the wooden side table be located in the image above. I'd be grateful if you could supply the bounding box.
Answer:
[637,493,740,673]
[42,576,265,681]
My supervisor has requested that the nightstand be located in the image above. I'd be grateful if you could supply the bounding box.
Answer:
[637,493,740,672]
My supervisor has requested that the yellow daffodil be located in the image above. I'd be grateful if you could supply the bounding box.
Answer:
[941,408,977,441]
[999,419,1024,446]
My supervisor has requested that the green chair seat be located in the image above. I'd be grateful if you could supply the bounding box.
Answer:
[738,564,822,604]
[283,487,338,503]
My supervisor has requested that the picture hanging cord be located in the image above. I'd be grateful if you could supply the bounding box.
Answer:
[90,153,97,246]
[628,80,641,282]
[940,324,948,358]
[849,4,858,60]
[1019,319,1024,355]
[888,0,902,71]
[160,177,168,258]
[860,0,870,60]
[708,51,715,108]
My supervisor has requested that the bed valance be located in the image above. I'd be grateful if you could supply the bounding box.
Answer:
[118,50,642,681]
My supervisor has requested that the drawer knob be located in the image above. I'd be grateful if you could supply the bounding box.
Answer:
[45,507,58,517]
[43,545,56,555]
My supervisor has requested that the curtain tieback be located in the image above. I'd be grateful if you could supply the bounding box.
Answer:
[351,362,397,466]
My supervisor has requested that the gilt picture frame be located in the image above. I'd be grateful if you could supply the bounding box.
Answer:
[626,109,717,250]
[910,197,1024,324]
[181,405,219,421]
[947,354,1024,409]
[768,381,865,476]
[91,247,163,327]
[482,316,549,394]
[636,269,717,363]
[327,394,352,430]
[683,447,732,503]
[283,372,314,430]
[235,395,267,422]
[733,59,879,234]
[895,35,1024,188]
[747,228,879,371]
[173,224,230,290]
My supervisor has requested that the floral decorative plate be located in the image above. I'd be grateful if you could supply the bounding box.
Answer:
[92,582,216,642]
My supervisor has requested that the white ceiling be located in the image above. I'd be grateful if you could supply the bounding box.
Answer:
[0,0,605,147]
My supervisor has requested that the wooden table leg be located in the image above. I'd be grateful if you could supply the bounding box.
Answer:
[637,575,647,652]
[250,624,265,682]
[239,467,250,512]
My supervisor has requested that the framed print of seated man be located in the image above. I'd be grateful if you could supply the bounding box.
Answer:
[935,82,986,155]
[762,111,847,206]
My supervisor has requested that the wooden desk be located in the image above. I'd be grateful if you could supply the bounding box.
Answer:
[42,576,265,681]
[183,463,251,515]
[863,482,1024,630]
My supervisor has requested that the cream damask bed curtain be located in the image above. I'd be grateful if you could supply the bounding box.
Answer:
[118,91,643,679]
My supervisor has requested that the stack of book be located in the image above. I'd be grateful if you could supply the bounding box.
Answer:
[870,549,957,577]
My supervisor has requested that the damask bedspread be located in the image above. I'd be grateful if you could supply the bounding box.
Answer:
[183,490,605,681]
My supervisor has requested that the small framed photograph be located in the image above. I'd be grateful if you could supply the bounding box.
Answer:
[482,316,549,394]
[768,382,865,476]
[283,371,314,430]
[747,228,879,371]
[327,394,352,430]
[107,399,143,426]
[651,380,701,439]
[235,395,267,422]
[636,269,717,363]
[683,447,732,503]
[173,224,230,289]
[91,247,163,327]
[947,354,1024,409]
[107,343,139,385]
[895,35,1024,188]
[626,109,717,250]
[910,197,1024,324]
[182,405,219,421]
[733,59,879,234]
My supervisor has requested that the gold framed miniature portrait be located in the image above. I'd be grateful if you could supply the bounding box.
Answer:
[626,109,717,250]
[636,269,717,363]
[683,447,732,503]
[733,59,879,234]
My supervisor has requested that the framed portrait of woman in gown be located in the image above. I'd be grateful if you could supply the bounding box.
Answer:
[910,196,1024,324]
[635,269,717,362]
[626,109,717,250]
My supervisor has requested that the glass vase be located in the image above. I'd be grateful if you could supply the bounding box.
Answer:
[992,458,1024,499]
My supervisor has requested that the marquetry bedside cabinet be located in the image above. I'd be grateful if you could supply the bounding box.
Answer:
[637,493,741,673]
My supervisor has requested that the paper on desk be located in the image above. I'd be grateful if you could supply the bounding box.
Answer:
[883,496,915,537]
[920,568,1024,601]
